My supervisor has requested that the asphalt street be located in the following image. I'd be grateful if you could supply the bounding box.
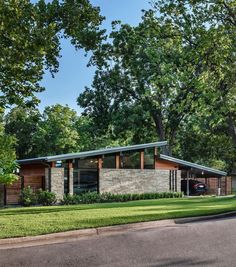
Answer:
[0,217,236,267]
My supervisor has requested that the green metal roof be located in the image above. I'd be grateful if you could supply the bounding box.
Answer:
[160,154,227,176]
[17,141,167,164]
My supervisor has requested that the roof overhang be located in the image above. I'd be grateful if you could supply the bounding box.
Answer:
[17,141,167,164]
[160,154,227,176]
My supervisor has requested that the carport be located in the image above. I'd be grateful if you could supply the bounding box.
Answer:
[159,155,228,196]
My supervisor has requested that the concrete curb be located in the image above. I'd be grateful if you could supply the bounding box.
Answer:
[0,220,175,250]
[175,211,236,224]
[1,211,235,250]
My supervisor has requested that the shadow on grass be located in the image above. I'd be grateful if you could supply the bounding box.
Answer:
[0,197,234,217]
[1,207,236,239]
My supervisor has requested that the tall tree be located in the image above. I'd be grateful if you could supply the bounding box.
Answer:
[78,11,205,154]
[5,107,41,159]
[34,104,80,156]
[0,112,18,185]
[155,0,236,155]
[0,0,104,108]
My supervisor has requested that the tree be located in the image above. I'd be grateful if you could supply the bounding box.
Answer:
[0,0,104,108]
[33,104,80,156]
[78,11,206,154]
[0,113,18,185]
[5,107,41,159]
[155,0,236,165]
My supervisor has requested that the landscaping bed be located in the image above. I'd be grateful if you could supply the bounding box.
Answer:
[0,196,235,239]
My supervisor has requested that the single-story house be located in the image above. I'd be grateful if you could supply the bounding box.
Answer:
[0,141,231,205]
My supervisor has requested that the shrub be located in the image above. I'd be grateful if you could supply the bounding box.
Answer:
[37,189,57,206]
[20,186,37,207]
[81,191,101,204]
[61,191,184,205]
[61,194,82,205]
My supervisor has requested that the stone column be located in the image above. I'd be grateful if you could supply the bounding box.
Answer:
[69,167,74,195]
[45,167,64,201]
[50,168,64,201]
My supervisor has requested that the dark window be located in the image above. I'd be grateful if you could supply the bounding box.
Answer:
[64,165,69,194]
[73,169,98,194]
[144,148,155,169]
[76,158,98,169]
[120,150,140,169]
[102,154,116,168]
[73,157,98,194]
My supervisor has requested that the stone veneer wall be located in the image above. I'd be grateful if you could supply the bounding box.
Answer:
[45,167,64,201]
[99,169,181,194]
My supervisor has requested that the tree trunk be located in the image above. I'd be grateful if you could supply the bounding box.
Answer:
[151,112,171,155]
[228,112,236,148]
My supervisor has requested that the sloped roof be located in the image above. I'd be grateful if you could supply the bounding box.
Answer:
[160,154,227,176]
[18,141,167,164]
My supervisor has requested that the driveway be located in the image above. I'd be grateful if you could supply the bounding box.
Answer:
[0,217,236,267]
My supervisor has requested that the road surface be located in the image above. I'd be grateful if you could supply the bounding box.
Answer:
[0,217,236,267]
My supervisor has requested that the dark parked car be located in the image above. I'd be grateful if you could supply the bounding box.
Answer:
[181,179,207,195]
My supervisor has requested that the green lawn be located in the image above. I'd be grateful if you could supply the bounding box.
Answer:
[0,196,235,239]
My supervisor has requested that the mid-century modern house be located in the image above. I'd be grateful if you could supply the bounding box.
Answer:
[0,141,231,205]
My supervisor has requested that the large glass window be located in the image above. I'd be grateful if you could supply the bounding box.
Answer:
[102,154,116,168]
[73,157,98,194]
[120,150,140,169]
[77,158,98,169]
[144,148,155,169]
[73,170,98,194]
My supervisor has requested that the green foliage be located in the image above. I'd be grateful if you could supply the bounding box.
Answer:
[78,9,208,154]
[154,0,236,168]
[78,0,235,172]
[0,114,18,185]
[0,0,104,108]
[5,107,41,159]
[20,187,57,207]
[37,189,57,206]
[33,104,80,156]
[20,186,37,207]
[0,197,235,238]
[61,191,183,205]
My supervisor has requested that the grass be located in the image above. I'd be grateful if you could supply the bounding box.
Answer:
[0,196,235,239]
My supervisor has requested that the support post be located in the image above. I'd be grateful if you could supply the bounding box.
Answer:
[115,154,120,169]
[98,157,103,169]
[68,162,73,195]
[186,170,190,197]
[217,177,221,196]
[140,151,144,170]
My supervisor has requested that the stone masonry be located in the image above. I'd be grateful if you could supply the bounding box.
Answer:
[69,168,73,195]
[45,167,64,201]
[99,169,181,194]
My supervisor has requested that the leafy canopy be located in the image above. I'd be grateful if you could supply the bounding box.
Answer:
[0,113,18,184]
[0,0,104,108]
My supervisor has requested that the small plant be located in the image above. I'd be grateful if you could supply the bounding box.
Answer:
[37,189,57,206]
[81,191,102,204]
[60,191,184,205]
[20,186,37,207]
[61,194,82,205]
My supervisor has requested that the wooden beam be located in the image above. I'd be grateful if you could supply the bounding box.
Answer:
[68,161,73,169]
[140,151,144,169]
[50,161,56,168]
[115,154,120,169]
[154,147,158,169]
[98,157,103,169]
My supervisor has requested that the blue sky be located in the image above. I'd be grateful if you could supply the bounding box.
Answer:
[36,0,152,113]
